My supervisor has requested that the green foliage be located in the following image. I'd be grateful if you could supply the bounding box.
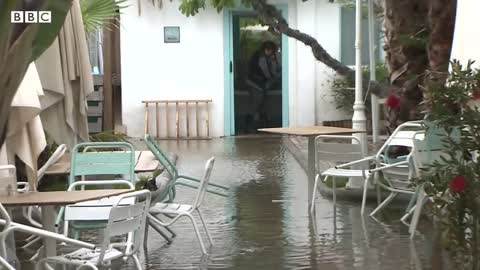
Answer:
[80,0,128,33]
[89,131,128,142]
[179,0,254,16]
[416,60,480,269]
[330,64,388,115]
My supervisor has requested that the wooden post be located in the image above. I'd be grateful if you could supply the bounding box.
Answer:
[166,102,169,138]
[144,102,149,135]
[155,103,159,138]
[195,102,199,137]
[102,22,114,131]
[175,102,179,139]
[206,101,210,137]
[186,102,189,138]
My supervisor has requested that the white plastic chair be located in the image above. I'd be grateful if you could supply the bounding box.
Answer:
[61,180,135,239]
[368,122,425,217]
[310,135,371,215]
[0,195,15,270]
[37,190,151,270]
[148,157,215,255]
[407,127,461,238]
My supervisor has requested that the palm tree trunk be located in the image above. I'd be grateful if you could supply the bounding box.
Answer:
[383,0,430,128]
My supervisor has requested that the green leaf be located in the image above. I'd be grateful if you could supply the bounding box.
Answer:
[81,0,128,33]
[32,0,73,60]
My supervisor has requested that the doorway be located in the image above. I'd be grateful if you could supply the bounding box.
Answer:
[224,8,288,136]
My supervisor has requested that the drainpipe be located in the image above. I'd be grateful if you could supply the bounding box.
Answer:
[348,0,368,189]
[368,0,379,144]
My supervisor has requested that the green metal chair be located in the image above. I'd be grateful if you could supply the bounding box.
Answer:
[144,134,228,200]
[56,142,137,238]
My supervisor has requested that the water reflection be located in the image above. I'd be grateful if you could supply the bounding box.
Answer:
[19,137,442,269]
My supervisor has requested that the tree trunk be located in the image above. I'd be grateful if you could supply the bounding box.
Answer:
[251,0,386,96]
[383,0,430,129]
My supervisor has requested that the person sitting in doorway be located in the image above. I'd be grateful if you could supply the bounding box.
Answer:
[245,41,281,131]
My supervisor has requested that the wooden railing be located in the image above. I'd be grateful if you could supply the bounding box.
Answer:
[142,99,212,139]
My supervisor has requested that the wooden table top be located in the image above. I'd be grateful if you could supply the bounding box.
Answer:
[45,151,160,175]
[258,126,366,136]
[0,189,132,206]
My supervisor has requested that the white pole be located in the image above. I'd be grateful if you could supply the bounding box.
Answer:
[368,0,379,143]
[348,0,368,189]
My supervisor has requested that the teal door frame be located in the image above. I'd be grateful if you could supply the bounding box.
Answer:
[223,5,289,136]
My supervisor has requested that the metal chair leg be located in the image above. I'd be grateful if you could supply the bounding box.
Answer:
[132,254,143,270]
[409,188,427,239]
[361,176,369,215]
[370,192,397,217]
[147,219,173,244]
[310,174,322,215]
[187,214,207,255]
[197,209,213,245]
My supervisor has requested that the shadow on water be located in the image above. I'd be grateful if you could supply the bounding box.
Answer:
[19,137,447,269]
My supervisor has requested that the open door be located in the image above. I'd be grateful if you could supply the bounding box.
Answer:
[224,7,288,136]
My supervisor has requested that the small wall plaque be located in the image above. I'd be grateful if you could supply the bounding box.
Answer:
[164,26,180,43]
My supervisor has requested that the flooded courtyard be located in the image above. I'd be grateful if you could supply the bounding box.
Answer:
[127,136,439,270]
[20,136,442,269]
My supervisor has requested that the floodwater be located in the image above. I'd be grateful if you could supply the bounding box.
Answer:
[20,137,443,269]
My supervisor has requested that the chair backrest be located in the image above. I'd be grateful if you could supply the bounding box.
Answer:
[37,144,67,182]
[69,142,135,185]
[98,190,151,263]
[193,157,215,209]
[375,121,424,190]
[315,135,363,171]
[411,124,461,177]
[0,166,17,197]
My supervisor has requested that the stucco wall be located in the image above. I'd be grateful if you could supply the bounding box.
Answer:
[120,0,346,138]
[120,0,225,138]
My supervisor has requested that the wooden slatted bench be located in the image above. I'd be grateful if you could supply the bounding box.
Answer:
[142,99,212,140]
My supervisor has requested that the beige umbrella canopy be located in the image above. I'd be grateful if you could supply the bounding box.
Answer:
[0,63,47,191]
[35,0,94,149]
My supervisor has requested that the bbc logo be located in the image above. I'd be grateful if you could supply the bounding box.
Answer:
[11,11,51,23]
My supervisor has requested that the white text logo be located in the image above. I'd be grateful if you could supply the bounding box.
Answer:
[11,11,51,23]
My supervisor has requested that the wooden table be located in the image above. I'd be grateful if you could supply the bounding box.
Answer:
[0,189,131,269]
[258,126,366,204]
[45,151,160,175]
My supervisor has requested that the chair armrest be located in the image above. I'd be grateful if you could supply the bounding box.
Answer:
[178,175,229,190]
[335,156,376,169]
[0,219,95,250]
[175,181,228,197]
[369,160,409,173]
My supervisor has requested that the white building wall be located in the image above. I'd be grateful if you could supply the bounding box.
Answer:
[450,0,480,68]
[314,1,349,123]
[120,0,225,138]
[120,0,345,137]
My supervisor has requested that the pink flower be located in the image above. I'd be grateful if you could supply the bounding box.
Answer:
[386,94,401,109]
[450,175,467,194]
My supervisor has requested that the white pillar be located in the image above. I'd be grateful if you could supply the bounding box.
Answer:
[347,0,368,189]
[368,0,379,144]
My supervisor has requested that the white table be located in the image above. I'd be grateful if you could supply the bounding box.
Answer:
[0,189,131,269]
[259,126,366,204]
